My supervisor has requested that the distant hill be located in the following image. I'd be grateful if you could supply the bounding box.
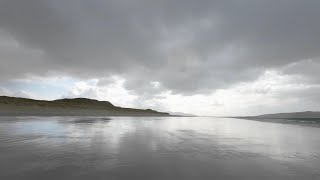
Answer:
[253,111,320,119]
[233,111,320,126]
[0,96,170,116]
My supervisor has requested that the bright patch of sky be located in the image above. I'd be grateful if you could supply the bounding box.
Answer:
[1,77,77,100]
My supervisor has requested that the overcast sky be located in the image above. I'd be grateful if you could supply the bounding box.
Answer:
[1,0,320,116]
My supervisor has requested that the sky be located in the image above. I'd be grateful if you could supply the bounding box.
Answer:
[1,0,320,116]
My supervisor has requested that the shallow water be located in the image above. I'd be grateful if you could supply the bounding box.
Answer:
[0,116,320,180]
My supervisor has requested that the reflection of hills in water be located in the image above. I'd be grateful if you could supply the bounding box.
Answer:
[68,117,112,124]
[257,118,320,125]
[0,96,170,116]
[284,118,320,124]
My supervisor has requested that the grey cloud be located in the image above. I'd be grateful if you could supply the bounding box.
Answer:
[1,0,320,95]
[281,59,320,83]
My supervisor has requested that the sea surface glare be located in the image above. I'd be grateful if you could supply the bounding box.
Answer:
[0,116,320,180]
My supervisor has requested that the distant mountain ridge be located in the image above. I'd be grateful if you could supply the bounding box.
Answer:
[254,111,320,119]
[232,111,320,126]
[233,111,320,120]
[0,96,170,116]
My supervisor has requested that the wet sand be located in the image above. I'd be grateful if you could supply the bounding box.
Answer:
[0,116,320,179]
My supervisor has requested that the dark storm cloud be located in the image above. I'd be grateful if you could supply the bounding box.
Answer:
[1,0,320,94]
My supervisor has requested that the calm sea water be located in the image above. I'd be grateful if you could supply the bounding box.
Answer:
[0,116,320,180]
